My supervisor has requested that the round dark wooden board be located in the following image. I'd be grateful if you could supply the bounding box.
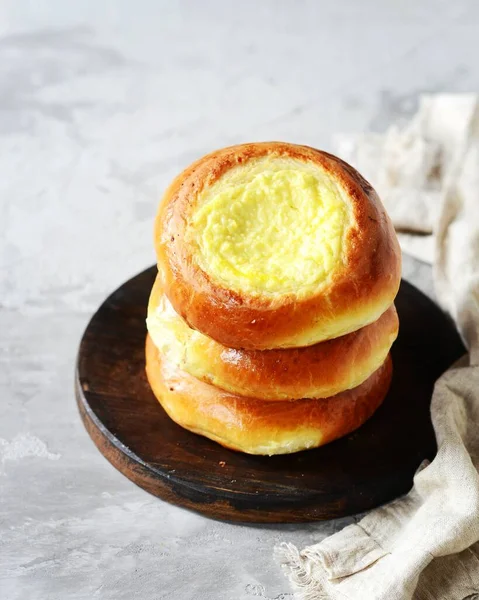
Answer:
[75,266,465,523]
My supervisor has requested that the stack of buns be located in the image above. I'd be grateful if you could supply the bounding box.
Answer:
[146,142,401,455]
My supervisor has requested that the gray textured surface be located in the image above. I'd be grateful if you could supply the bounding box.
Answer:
[0,2,475,599]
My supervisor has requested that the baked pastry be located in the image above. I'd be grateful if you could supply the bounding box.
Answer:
[155,142,401,350]
[145,334,392,455]
[147,273,399,400]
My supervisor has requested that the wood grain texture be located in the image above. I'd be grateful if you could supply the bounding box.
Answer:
[75,266,465,523]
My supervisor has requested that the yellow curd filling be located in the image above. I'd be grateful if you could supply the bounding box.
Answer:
[188,157,352,295]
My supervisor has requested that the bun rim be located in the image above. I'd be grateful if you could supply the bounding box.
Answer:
[155,142,401,350]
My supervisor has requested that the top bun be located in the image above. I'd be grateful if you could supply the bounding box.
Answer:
[155,142,401,350]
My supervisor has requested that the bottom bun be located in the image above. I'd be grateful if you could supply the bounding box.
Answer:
[145,335,392,456]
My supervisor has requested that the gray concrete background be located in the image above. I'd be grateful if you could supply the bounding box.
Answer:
[0,1,476,599]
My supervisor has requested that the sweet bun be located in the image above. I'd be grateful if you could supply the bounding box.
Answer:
[147,273,399,401]
[145,335,392,455]
[155,142,401,350]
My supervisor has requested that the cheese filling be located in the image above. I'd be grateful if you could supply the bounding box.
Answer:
[189,157,352,295]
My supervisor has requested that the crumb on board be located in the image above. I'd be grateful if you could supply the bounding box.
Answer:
[219,461,226,467]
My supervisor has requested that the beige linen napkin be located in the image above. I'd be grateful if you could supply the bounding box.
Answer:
[276,95,479,600]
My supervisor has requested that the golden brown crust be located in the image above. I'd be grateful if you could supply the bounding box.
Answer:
[155,142,401,350]
[145,335,393,455]
[147,273,399,400]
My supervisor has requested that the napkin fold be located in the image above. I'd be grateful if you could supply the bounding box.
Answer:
[276,95,479,600]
